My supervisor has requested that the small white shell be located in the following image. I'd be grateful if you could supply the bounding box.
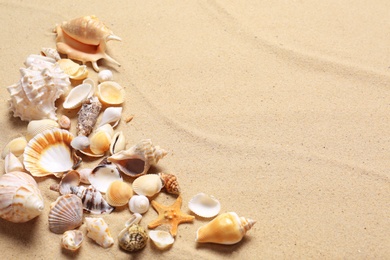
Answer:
[98,107,122,128]
[85,217,114,248]
[97,81,125,105]
[62,230,83,251]
[2,136,27,159]
[70,135,90,151]
[132,174,163,197]
[149,230,174,250]
[63,83,94,109]
[41,48,61,61]
[4,152,24,173]
[26,119,60,141]
[98,69,113,83]
[88,164,123,193]
[78,168,92,184]
[110,131,126,155]
[188,193,221,218]
[128,195,149,214]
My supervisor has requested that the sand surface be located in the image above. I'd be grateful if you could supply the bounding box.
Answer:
[0,0,389,259]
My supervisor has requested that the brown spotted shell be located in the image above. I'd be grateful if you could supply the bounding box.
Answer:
[159,172,181,195]
[118,224,148,252]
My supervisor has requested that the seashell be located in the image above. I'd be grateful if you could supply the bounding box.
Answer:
[57,58,88,80]
[125,213,142,227]
[78,168,92,184]
[98,107,122,128]
[132,174,163,197]
[149,230,174,250]
[88,163,122,193]
[108,139,167,177]
[128,195,149,214]
[118,224,148,252]
[48,194,83,234]
[7,55,70,121]
[62,230,84,251]
[70,185,114,214]
[26,119,60,141]
[70,135,90,150]
[83,78,95,89]
[77,96,102,136]
[59,115,71,130]
[159,172,181,195]
[0,171,44,223]
[4,152,24,173]
[105,180,133,207]
[41,47,61,61]
[23,129,82,178]
[55,15,121,72]
[59,170,80,195]
[110,131,126,155]
[2,136,27,159]
[89,124,114,155]
[97,81,125,106]
[85,217,114,248]
[63,83,94,109]
[195,212,256,245]
[98,69,113,83]
[188,193,221,218]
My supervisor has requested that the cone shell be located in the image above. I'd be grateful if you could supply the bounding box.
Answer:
[105,180,133,207]
[159,172,181,195]
[108,139,167,177]
[132,174,163,197]
[118,224,148,252]
[0,171,44,223]
[97,81,125,106]
[195,212,256,245]
[48,194,83,234]
[62,230,84,251]
[77,96,102,136]
[128,195,149,214]
[26,119,59,141]
[85,217,114,248]
[149,230,174,250]
[70,185,114,214]
[23,129,81,178]
[2,136,27,158]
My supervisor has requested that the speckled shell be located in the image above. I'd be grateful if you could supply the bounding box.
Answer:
[118,224,148,252]
[0,171,44,223]
[159,172,181,195]
[85,217,114,248]
[62,230,83,251]
[48,194,83,234]
[77,96,102,136]
[70,185,114,214]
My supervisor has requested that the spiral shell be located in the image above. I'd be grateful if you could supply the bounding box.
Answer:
[98,69,113,83]
[62,230,84,251]
[118,224,148,252]
[128,195,149,214]
[85,217,114,248]
[48,194,83,234]
[0,171,44,223]
[159,172,181,195]
[70,185,114,214]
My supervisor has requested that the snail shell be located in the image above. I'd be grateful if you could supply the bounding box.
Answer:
[128,195,149,214]
[70,185,114,214]
[118,224,148,252]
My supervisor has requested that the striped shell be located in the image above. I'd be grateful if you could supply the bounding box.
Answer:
[70,185,114,214]
[48,194,83,234]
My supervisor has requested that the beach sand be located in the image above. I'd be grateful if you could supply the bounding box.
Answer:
[0,0,389,259]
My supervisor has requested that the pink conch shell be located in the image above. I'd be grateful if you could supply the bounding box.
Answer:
[55,15,121,72]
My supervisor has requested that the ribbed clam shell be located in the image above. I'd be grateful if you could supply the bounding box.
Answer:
[132,174,163,197]
[2,136,27,158]
[23,129,80,178]
[89,164,122,193]
[48,194,83,234]
[70,185,114,214]
[89,128,112,155]
[105,180,133,207]
[118,224,148,252]
[0,171,44,223]
[149,230,174,250]
[97,81,125,105]
[85,217,114,248]
[188,193,221,218]
[63,83,93,109]
[159,172,181,195]
[62,230,83,251]
[26,119,59,141]
[128,195,149,214]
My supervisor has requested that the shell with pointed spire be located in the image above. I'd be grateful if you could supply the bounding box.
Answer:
[159,172,181,195]
[0,171,44,223]
[62,230,84,251]
[70,185,114,214]
[108,139,167,177]
[195,212,256,245]
[48,194,83,234]
[85,217,114,248]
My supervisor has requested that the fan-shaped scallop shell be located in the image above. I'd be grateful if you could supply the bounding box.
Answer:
[23,129,82,178]
[26,119,59,141]
[85,217,114,248]
[70,185,114,214]
[188,193,221,218]
[105,180,133,207]
[159,172,181,195]
[108,139,167,177]
[118,224,148,252]
[132,174,163,197]
[0,171,44,223]
[97,81,125,106]
[48,194,83,234]
[62,230,84,251]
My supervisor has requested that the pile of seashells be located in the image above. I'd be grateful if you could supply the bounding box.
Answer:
[0,15,255,253]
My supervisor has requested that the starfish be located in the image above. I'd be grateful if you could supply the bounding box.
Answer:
[148,195,195,237]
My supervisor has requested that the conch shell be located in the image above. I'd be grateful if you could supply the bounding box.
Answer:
[108,139,167,177]
[195,212,256,245]
[55,15,121,72]
[70,185,114,214]
[0,171,44,223]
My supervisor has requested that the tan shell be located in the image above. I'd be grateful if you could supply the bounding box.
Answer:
[132,174,163,197]
[106,180,133,207]
[89,124,113,155]
[58,58,88,80]
[26,119,60,141]
[0,171,44,223]
[108,139,167,177]
[97,81,125,106]
[2,136,27,159]
[48,194,83,234]
[85,217,114,248]
[159,172,181,195]
[58,115,71,130]
[149,230,174,250]
[4,152,24,173]
[62,230,84,251]
[118,224,148,252]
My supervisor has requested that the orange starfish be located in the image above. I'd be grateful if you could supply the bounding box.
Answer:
[148,196,195,237]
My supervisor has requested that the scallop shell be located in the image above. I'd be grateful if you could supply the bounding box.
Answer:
[132,174,163,197]
[159,172,181,195]
[108,139,167,177]
[70,185,114,214]
[41,47,61,61]
[63,83,94,109]
[128,195,150,214]
[118,224,148,252]
[62,230,84,251]
[97,81,125,106]
[188,193,221,218]
[58,115,71,130]
[4,152,24,173]
[85,217,114,248]
[23,129,82,178]
[77,96,102,136]
[149,230,174,250]
[48,194,83,234]
[195,212,256,245]
[26,119,60,141]
[55,15,121,72]
[88,163,122,193]
[110,131,126,155]
[98,69,113,83]
[58,170,80,195]
[98,107,122,128]
[0,171,44,223]
[105,180,133,207]
[2,136,27,159]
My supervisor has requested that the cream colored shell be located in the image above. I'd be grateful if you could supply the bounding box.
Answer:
[132,174,163,197]
[62,230,83,251]
[105,180,133,207]
[63,83,94,109]
[97,81,125,105]
[149,230,174,250]
[85,217,114,248]
[2,136,27,158]
[26,119,60,141]
[128,195,149,214]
